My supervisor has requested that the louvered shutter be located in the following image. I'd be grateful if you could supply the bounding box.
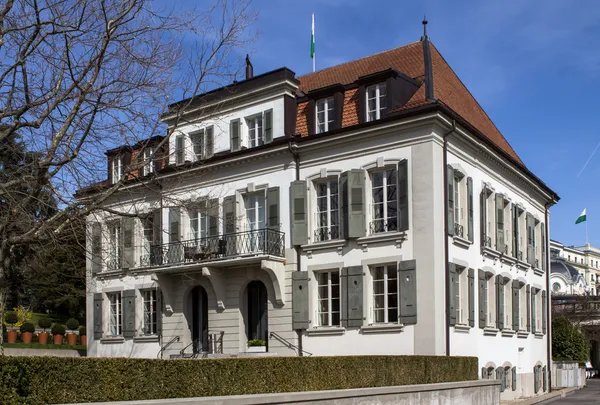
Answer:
[479,269,487,329]
[123,289,136,338]
[230,119,241,152]
[467,177,474,242]
[341,266,364,328]
[267,187,280,230]
[223,195,236,255]
[292,271,309,329]
[93,293,103,339]
[122,217,135,269]
[156,288,163,336]
[482,367,488,379]
[542,290,547,334]
[513,205,520,260]
[399,260,417,325]
[468,268,475,327]
[542,366,547,392]
[512,366,517,391]
[527,213,535,265]
[175,135,184,165]
[341,170,365,238]
[264,110,273,143]
[481,185,488,246]
[290,180,308,245]
[512,280,520,331]
[91,222,102,274]
[526,285,531,333]
[205,126,214,158]
[497,275,504,330]
[534,366,540,393]
[447,165,454,236]
[496,194,505,253]
[208,199,219,237]
[532,290,537,334]
[397,160,409,231]
[541,222,546,271]
[448,263,457,326]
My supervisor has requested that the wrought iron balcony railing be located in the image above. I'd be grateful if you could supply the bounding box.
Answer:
[518,250,523,261]
[483,235,492,248]
[454,223,464,238]
[138,228,284,268]
[314,226,340,242]
[370,218,398,235]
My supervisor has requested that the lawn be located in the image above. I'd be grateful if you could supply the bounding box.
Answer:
[5,311,76,326]
[4,342,86,351]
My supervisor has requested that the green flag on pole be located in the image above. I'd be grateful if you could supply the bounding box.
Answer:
[576,208,587,224]
[310,13,315,59]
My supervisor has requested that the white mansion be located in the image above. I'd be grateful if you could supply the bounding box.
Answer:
[78,31,559,401]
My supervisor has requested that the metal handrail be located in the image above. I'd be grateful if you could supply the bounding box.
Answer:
[269,332,313,356]
[369,218,398,235]
[157,335,179,358]
[180,338,200,357]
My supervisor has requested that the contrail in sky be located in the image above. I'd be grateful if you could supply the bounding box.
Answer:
[577,140,600,178]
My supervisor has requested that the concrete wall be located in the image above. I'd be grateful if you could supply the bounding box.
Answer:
[66,380,500,405]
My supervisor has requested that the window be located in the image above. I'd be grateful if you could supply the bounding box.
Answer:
[455,267,468,324]
[316,97,334,133]
[504,279,512,330]
[108,221,122,270]
[108,292,122,336]
[189,210,209,243]
[142,148,154,176]
[111,156,123,184]
[316,271,340,327]
[247,115,264,148]
[366,83,387,121]
[486,274,496,328]
[142,289,158,335]
[315,179,339,242]
[372,265,398,324]
[190,126,214,160]
[371,168,397,234]
[245,192,265,251]
[454,176,461,229]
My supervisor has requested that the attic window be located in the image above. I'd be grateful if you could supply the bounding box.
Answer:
[142,148,154,176]
[366,83,387,122]
[111,155,123,184]
[316,97,334,134]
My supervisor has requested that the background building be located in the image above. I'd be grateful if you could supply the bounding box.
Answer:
[550,240,599,295]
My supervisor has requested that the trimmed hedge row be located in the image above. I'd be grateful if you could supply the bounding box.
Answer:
[0,355,478,404]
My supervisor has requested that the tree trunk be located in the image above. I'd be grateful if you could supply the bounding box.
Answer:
[0,288,4,356]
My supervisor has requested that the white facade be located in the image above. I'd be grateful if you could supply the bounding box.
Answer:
[81,46,557,402]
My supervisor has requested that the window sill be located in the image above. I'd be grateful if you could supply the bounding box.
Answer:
[533,267,545,276]
[481,246,500,259]
[356,232,407,252]
[483,326,499,336]
[454,323,471,333]
[500,255,517,266]
[361,324,404,334]
[452,236,472,250]
[501,329,516,337]
[133,335,160,343]
[535,332,545,339]
[306,327,345,336]
[301,240,346,258]
[100,336,125,344]
[95,269,124,279]
[516,260,530,270]
[517,331,530,339]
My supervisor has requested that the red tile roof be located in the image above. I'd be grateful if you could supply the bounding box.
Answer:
[297,40,524,166]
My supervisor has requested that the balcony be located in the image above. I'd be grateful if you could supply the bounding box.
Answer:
[370,218,398,235]
[138,228,285,269]
[314,226,340,243]
[454,223,464,238]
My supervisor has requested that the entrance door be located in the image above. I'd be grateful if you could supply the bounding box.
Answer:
[191,286,208,353]
[247,280,268,347]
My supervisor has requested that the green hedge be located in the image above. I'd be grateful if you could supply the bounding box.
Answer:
[0,355,477,404]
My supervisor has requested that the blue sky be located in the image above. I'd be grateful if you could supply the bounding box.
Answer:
[171,0,600,246]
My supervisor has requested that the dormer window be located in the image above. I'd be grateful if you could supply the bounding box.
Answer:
[243,110,272,149]
[111,155,123,184]
[190,126,214,161]
[247,115,264,147]
[141,148,154,176]
[316,97,334,134]
[366,83,387,122]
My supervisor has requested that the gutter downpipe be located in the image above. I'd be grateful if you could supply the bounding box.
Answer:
[443,120,456,357]
[544,202,552,392]
[288,140,303,356]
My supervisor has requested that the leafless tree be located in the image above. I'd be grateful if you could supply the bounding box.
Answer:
[0,0,256,353]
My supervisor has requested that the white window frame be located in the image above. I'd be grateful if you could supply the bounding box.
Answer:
[316,97,334,133]
[244,191,266,252]
[246,114,264,148]
[314,178,340,242]
[108,220,122,270]
[486,274,496,328]
[371,265,399,324]
[111,155,123,184]
[190,129,206,161]
[142,148,154,176]
[369,167,397,234]
[316,270,341,327]
[108,292,122,336]
[141,289,158,335]
[189,208,209,245]
[504,278,513,330]
[366,83,387,122]
[456,267,468,325]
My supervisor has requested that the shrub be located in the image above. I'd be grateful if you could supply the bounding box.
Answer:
[0,355,477,405]
[78,326,87,336]
[4,312,18,326]
[247,339,266,347]
[38,318,52,332]
[66,318,80,331]
[51,324,66,336]
[552,316,589,363]
[20,322,35,334]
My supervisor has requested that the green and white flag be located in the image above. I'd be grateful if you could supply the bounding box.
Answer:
[310,13,315,65]
[576,208,587,224]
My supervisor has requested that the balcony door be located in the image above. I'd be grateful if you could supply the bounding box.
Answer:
[246,280,268,348]
[190,286,208,353]
[244,193,265,252]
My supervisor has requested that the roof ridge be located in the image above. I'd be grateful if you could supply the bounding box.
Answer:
[298,40,422,80]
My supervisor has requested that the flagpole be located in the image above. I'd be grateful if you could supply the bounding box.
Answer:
[312,13,315,73]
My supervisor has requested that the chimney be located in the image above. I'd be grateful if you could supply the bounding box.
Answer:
[245,54,253,80]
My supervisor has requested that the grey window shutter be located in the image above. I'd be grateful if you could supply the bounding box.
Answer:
[512,366,517,391]
[513,205,519,259]
[496,275,504,330]
[292,271,309,329]
[208,199,219,237]
[264,109,273,143]
[497,367,505,392]
[153,209,162,245]
[467,177,474,242]
[542,290,547,334]
[93,293,103,339]
[526,285,531,333]
[512,280,520,331]
[267,187,280,230]
[156,288,163,336]
[480,186,488,246]
[122,217,135,269]
[123,289,136,338]
[341,267,348,327]
[448,263,457,326]
[205,126,214,158]
[534,366,540,393]
[91,222,102,274]
[397,160,409,232]
[223,195,236,255]
[478,269,487,329]
[399,260,417,325]
[341,170,365,239]
[532,291,537,334]
[542,366,547,392]
[175,135,184,165]
[482,367,488,379]
[541,222,546,271]
[496,194,505,252]
[169,208,180,242]
[447,165,454,236]
[230,119,240,152]
[290,180,308,245]
[344,265,364,328]
[527,213,535,265]
[468,268,475,327]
